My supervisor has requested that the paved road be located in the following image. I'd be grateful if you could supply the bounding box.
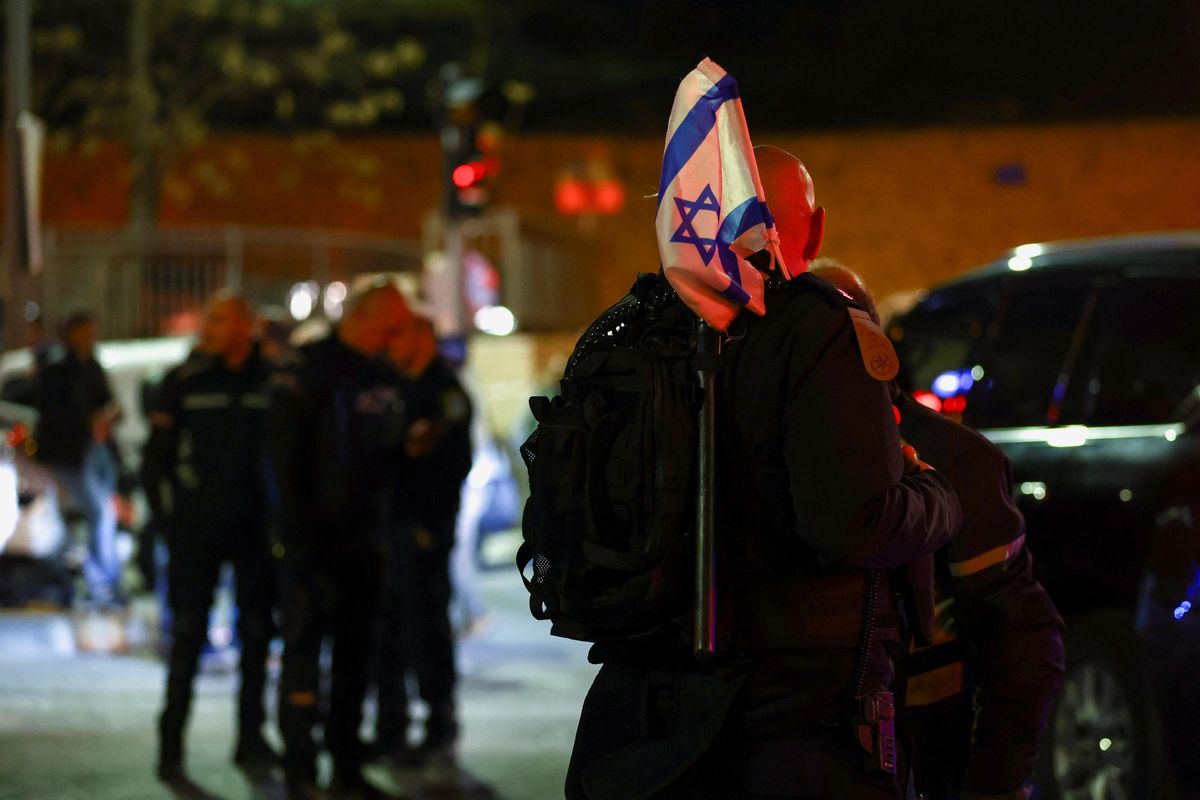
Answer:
[0,569,597,800]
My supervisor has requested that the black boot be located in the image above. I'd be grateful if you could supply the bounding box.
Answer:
[327,770,397,800]
[157,712,186,783]
[285,774,327,800]
[233,729,280,769]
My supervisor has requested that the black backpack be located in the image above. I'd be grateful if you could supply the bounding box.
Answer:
[518,273,702,644]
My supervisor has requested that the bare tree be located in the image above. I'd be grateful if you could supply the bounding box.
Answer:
[33,0,428,233]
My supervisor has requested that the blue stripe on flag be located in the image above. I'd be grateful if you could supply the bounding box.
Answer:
[656,74,740,208]
[715,197,770,293]
[719,280,751,306]
[759,201,775,229]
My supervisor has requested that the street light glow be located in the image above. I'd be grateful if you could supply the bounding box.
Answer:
[474,305,516,336]
[324,280,348,320]
[326,280,347,304]
[287,281,319,320]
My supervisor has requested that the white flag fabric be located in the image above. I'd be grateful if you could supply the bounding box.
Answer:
[655,58,786,331]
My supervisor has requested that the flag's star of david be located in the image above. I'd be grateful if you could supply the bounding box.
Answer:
[670,184,722,264]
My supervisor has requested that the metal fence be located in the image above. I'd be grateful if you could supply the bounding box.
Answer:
[31,214,597,341]
[38,226,425,339]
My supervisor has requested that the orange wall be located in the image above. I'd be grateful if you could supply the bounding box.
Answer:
[568,120,1200,307]
[159,134,442,237]
[16,118,1200,320]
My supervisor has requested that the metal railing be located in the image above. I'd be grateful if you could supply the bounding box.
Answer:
[30,214,598,341]
[38,226,425,339]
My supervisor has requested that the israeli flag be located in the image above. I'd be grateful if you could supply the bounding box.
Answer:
[656,58,786,331]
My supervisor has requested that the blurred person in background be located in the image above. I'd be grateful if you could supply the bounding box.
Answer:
[374,316,473,772]
[258,316,296,365]
[450,453,490,636]
[267,281,414,800]
[811,261,1064,800]
[141,293,279,786]
[33,311,123,608]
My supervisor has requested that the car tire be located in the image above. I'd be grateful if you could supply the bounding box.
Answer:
[1032,610,1171,800]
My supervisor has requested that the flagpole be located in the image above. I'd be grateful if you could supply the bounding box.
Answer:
[694,318,720,660]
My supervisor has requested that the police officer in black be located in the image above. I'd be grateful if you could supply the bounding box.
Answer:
[143,293,277,784]
[268,281,414,800]
[812,262,1065,800]
[565,148,963,799]
[374,316,473,769]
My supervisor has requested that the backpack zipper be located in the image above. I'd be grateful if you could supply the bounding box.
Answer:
[853,570,881,699]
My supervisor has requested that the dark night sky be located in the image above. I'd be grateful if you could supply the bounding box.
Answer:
[499,0,1200,133]
[25,0,1200,135]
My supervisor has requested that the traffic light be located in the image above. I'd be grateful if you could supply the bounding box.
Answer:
[445,124,498,219]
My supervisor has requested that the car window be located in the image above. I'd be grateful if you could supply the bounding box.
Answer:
[964,278,1095,429]
[890,280,1000,395]
[1068,279,1200,426]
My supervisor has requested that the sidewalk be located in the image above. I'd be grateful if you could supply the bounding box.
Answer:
[0,570,596,800]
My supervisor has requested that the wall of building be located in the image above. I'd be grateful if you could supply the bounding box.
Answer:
[569,118,1200,308]
[12,117,1200,321]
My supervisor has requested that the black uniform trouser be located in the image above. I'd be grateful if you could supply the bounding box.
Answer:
[278,543,384,783]
[566,661,904,799]
[896,693,973,800]
[375,523,457,750]
[159,531,275,760]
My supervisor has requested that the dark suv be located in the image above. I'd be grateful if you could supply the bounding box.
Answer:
[889,232,1200,800]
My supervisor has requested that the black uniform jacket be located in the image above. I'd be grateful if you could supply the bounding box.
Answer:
[714,274,962,659]
[569,274,964,799]
[34,347,115,469]
[895,390,1065,795]
[142,347,273,547]
[396,356,473,541]
[265,334,407,563]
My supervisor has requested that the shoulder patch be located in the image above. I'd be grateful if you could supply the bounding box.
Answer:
[848,308,899,381]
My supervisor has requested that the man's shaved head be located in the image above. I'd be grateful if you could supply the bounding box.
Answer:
[810,259,881,324]
[208,291,254,322]
[345,282,393,315]
[199,291,255,362]
[389,314,439,378]
[757,145,816,215]
[756,145,826,275]
[339,279,414,358]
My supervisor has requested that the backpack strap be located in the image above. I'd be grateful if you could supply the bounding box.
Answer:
[516,539,554,621]
[581,540,664,572]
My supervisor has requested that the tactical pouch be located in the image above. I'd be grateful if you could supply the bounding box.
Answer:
[854,690,898,775]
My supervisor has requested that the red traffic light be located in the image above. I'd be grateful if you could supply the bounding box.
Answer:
[554,178,588,215]
[452,161,486,189]
[554,174,627,216]
[593,178,626,214]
